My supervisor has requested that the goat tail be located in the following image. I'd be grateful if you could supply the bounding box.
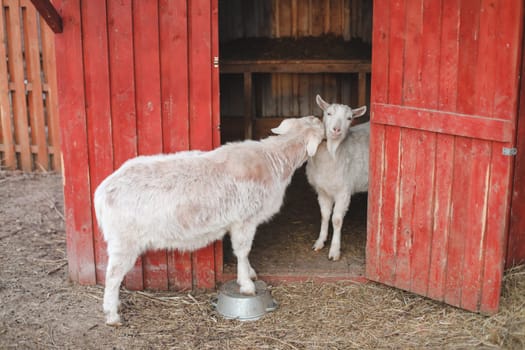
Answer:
[93,183,108,241]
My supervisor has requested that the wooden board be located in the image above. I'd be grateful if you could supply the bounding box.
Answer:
[80,0,113,287]
[54,0,96,285]
[366,0,524,314]
[159,0,193,291]
[507,20,525,268]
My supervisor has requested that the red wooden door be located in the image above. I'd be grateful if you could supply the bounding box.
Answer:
[55,0,220,290]
[366,0,523,314]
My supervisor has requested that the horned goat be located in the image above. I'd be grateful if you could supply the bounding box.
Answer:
[94,116,325,325]
[306,95,369,261]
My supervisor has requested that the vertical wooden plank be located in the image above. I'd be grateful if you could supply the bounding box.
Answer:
[481,146,513,313]
[437,0,459,112]
[460,140,491,311]
[507,3,525,268]
[366,0,389,282]
[365,122,385,281]
[298,74,310,116]
[54,0,96,284]
[385,0,422,290]
[409,131,435,296]
[474,0,496,116]
[402,0,422,106]
[297,0,309,36]
[211,0,222,282]
[133,0,168,291]
[0,2,16,169]
[280,73,293,117]
[458,0,498,312]
[159,0,189,155]
[375,0,405,286]
[370,0,389,105]
[106,0,142,289]
[387,0,405,105]
[481,0,524,312]
[167,251,192,291]
[278,0,292,37]
[444,137,471,307]
[408,0,440,297]
[419,0,441,108]
[393,129,417,291]
[243,72,253,139]
[159,0,193,291]
[211,0,220,148]
[455,0,480,115]
[342,0,351,40]
[329,0,342,34]
[5,0,31,170]
[428,134,454,301]
[40,15,61,171]
[81,0,113,287]
[357,72,366,107]
[444,0,481,308]
[428,0,459,302]
[323,0,330,34]
[22,1,48,169]
[493,0,523,120]
[377,125,401,286]
[189,0,216,290]
[310,0,324,36]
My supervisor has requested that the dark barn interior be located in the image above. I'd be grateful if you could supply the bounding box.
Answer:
[219,0,373,279]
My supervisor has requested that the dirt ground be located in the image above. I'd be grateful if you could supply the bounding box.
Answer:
[1,171,524,349]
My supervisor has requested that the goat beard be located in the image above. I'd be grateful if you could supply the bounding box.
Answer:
[326,138,342,158]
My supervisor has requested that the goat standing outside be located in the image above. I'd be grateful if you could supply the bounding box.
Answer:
[94,116,325,325]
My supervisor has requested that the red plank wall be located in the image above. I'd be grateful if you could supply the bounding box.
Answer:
[54,0,221,290]
[366,0,523,314]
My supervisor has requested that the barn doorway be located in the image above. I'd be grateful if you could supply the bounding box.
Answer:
[218,0,373,280]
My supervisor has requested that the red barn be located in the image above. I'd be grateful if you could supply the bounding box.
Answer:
[45,0,524,314]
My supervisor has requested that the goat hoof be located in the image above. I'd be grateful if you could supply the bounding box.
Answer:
[239,281,256,295]
[328,252,341,261]
[312,241,324,251]
[105,315,122,327]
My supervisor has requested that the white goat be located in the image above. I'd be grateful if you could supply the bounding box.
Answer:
[306,95,369,261]
[94,116,325,325]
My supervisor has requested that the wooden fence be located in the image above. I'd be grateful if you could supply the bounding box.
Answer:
[0,0,60,171]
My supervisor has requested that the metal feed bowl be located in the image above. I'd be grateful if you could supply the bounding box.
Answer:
[213,280,278,321]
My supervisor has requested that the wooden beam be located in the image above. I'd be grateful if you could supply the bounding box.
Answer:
[30,0,63,33]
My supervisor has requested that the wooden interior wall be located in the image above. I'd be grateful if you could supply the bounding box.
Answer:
[219,0,372,42]
[219,0,372,140]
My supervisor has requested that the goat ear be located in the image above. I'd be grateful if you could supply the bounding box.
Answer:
[352,106,367,118]
[316,94,330,112]
[306,135,322,157]
[271,119,293,135]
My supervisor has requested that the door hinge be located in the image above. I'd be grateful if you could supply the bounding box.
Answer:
[213,56,219,68]
[502,147,517,156]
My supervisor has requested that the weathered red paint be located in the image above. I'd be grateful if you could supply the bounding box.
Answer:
[188,0,217,290]
[54,0,96,285]
[507,25,525,269]
[366,0,524,314]
[56,0,221,291]
[81,0,113,287]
